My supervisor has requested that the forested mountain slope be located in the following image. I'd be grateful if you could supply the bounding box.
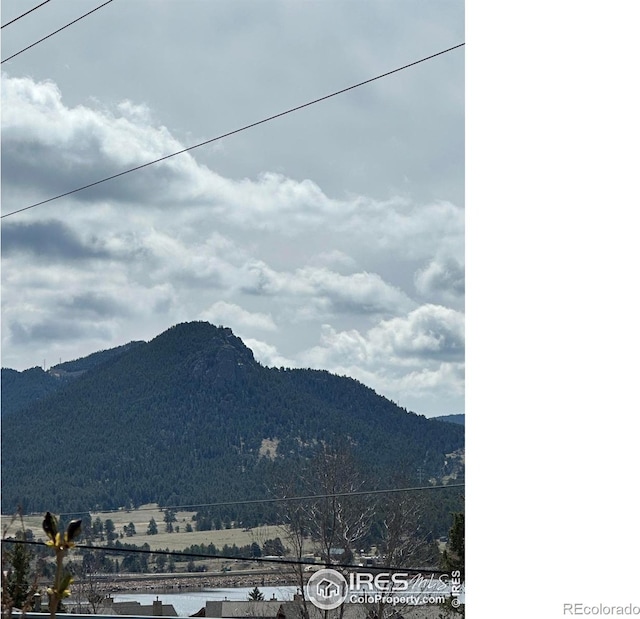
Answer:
[1,322,464,517]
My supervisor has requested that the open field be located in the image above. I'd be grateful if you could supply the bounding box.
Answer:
[2,505,291,553]
[124,525,289,552]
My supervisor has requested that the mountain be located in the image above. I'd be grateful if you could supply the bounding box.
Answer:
[1,366,62,418]
[52,340,146,375]
[433,413,465,425]
[1,322,464,522]
[1,341,144,418]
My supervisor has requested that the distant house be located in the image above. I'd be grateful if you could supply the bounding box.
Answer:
[97,597,178,616]
[197,598,450,619]
[56,596,457,619]
[328,547,348,561]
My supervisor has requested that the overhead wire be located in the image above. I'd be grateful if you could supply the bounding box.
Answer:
[1,0,115,64]
[0,42,465,220]
[54,483,465,517]
[1,0,53,29]
[1,539,449,575]
[3,483,463,572]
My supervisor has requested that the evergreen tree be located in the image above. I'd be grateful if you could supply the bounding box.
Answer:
[441,512,465,580]
[147,518,158,535]
[248,587,264,601]
[4,537,34,609]
[92,517,104,541]
[163,509,177,533]
[262,537,286,556]
[104,519,116,542]
[250,542,262,558]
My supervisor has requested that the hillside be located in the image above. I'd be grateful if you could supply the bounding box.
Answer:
[434,413,465,425]
[0,366,62,418]
[1,322,464,524]
[1,342,146,418]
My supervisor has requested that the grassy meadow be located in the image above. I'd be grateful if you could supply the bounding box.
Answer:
[2,504,289,553]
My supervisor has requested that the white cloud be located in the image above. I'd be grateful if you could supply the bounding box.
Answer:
[243,338,296,368]
[2,73,463,260]
[199,301,277,332]
[1,74,176,167]
[325,362,465,408]
[242,262,414,316]
[307,249,359,271]
[304,304,464,367]
[116,100,154,123]
[414,257,465,307]
[293,304,465,411]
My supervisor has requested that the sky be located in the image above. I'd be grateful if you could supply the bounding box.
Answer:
[1,0,465,417]
[3,1,640,611]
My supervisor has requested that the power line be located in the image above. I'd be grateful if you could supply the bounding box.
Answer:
[56,483,465,517]
[1,0,53,29]
[0,42,465,220]
[1,0,115,64]
[1,539,449,575]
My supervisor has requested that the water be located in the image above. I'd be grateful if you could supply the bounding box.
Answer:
[113,582,464,616]
[112,586,297,616]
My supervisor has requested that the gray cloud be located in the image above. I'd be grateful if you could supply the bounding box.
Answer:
[414,257,465,310]
[241,262,413,317]
[57,292,130,318]
[1,220,111,260]
[415,258,465,296]
[9,318,112,347]
[1,74,197,207]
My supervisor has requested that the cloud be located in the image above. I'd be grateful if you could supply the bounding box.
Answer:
[324,362,465,408]
[304,304,464,368]
[415,257,465,295]
[1,73,201,205]
[1,1,463,208]
[1,220,111,260]
[9,318,112,347]
[239,303,465,412]
[307,249,359,271]
[199,301,277,332]
[1,56,463,415]
[294,305,464,412]
[57,292,131,318]
[1,74,463,259]
[242,263,414,317]
[414,257,465,308]
[116,100,154,123]
[243,338,297,369]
